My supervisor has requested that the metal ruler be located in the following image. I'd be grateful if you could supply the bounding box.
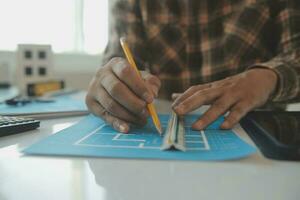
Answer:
[161,111,186,151]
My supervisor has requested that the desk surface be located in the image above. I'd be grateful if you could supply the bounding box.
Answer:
[0,100,299,200]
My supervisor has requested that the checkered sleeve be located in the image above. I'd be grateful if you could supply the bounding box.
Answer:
[102,0,149,70]
[250,0,300,103]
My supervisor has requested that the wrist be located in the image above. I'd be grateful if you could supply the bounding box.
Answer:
[248,67,279,98]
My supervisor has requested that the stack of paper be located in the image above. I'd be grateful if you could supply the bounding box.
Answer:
[0,92,88,119]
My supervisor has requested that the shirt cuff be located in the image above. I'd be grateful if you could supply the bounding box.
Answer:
[248,58,299,102]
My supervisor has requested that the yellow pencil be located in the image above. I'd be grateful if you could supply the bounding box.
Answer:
[120,37,163,135]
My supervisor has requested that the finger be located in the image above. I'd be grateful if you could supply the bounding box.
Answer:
[221,101,253,129]
[87,99,130,133]
[173,88,222,115]
[93,86,147,125]
[172,85,211,107]
[191,95,238,130]
[144,73,161,97]
[143,72,161,88]
[111,58,154,103]
[146,83,159,98]
[100,72,147,117]
[172,93,182,101]
[172,79,235,107]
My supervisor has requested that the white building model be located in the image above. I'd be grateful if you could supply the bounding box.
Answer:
[16,44,54,96]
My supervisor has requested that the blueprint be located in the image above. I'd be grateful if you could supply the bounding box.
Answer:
[23,114,256,161]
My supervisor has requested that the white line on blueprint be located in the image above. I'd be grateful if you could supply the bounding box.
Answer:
[112,134,119,140]
[112,133,146,142]
[201,130,210,150]
[185,135,201,137]
[185,140,204,143]
[186,147,208,150]
[74,125,105,145]
[95,132,116,135]
[76,143,160,150]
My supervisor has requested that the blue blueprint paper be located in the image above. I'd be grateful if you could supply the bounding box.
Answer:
[0,95,87,115]
[23,114,256,161]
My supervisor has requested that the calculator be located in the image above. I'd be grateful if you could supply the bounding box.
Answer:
[0,116,40,137]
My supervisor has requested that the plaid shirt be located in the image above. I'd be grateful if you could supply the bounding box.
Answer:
[102,0,300,104]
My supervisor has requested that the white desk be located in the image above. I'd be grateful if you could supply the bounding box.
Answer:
[0,100,299,200]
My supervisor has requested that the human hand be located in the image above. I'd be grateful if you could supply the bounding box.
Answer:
[172,68,278,130]
[86,57,161,133]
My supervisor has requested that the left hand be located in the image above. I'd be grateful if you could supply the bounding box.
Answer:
[172,68,278,130]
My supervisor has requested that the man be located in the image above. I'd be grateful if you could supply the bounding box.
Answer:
[86,0,300,133]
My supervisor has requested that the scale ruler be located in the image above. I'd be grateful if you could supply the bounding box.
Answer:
[161,112,186,151]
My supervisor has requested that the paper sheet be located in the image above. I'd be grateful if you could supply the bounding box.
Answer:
[24,114,256,161]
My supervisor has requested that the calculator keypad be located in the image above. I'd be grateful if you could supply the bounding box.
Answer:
[0,116,40,137]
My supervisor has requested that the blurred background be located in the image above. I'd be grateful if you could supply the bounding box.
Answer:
[0,0,108,90]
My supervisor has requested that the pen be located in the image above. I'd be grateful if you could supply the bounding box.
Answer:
[120,37,163,135]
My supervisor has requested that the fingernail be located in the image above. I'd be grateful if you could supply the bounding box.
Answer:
[143,92,153,103]
[119,124,128,133]
[113,120,128,133]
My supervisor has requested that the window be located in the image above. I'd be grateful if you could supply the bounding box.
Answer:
[38,67,47,76]
[38,51,46,59]
[24,50,32,59]
[0,0,108,54]
[25,66,33,76]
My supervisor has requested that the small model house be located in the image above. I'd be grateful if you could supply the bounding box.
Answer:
[17,44,54,96]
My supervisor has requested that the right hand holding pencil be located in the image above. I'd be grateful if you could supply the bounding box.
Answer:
[86,57,161,133]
